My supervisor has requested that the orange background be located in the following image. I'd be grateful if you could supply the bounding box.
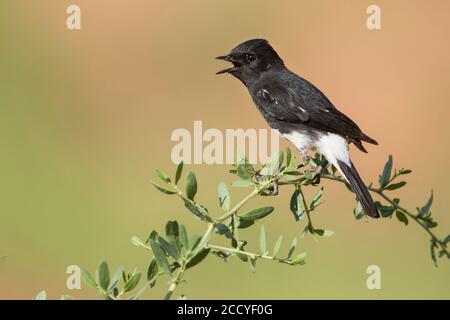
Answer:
[0,0,449,299]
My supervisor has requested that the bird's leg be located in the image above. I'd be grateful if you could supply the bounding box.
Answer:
[254,170,264,182]
[256,170,280,196]
[296,149,310,170]
[310,159,330,185]
[265,176,280,196]
[254,169,279,195]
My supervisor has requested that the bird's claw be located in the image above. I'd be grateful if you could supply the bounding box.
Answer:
[296,155,310,170]
[260,178,280,196]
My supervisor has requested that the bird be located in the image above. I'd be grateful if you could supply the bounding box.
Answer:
[216,39,380,218]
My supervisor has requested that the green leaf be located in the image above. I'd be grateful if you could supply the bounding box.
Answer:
[430,240,438,267]
[398,169,412,175]
[285,148,293,169]
[98,261,110,291]
[232,180,253,188]
[290,188,306,221]
[188,235,201,252]
[323,230,334,237]
[124,272,142,293]
[237,219,256,229]
[375,202,395,218]
[443,235,450,245]
[269,151,284,175]
[237,253,248,262]
[236,162,254,180]
[218,182,231,211]
[81,269,97,288]
[283,171,302,176]
[147,259,158,287]
[165,221,180,252]
[287,237,297,259]
[300,225,309,239]
[185,171,198,200]
[313,229,334,237]
[184,201,213,222]
[291,252,307,265]
[395,210,408,226]
[186,248,210,269]
[215,223,233,239]
[151,181,176,195]
[249,258,256,273]
[156,168,171,183]
[192,228,214,257]
[34,290,47,300]
[158,236,180,261]
[259,225,267,255]
[239,206,274,223]
[272,235,283,257]
[131,236,145,247]
[310,187,324,210]
[385,181,407,191]
[179,224,189,253]
[108,266,125,291]
[354,201,365,220]
[149,239,171,274]
[418,191,433,217]
[379,155,393,188]
[303,171,318,181]
[419,216,438,229]
[175,161,184,184]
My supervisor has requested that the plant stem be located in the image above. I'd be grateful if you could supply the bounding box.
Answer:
[163,177,281,299]
[297,185,314,230]
[164,223,215,300]
[321,173,449,257]
[207,244,276,261]
[164,267,185,300]
[217,180,273,223]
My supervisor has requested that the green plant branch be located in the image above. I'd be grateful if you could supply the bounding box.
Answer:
[67,151,447,302]
[217,180,274,223]
[207,244,274,261]
[164,266,185,300]
[298,185,314,230]
[163,222,215,299]
[321,173,449,258]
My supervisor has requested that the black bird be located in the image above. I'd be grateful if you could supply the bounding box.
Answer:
[216,39,380,218]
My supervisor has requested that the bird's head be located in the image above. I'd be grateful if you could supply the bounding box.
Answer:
[216,39,284,86]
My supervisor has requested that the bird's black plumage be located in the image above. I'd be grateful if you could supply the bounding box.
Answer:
[217,39,380,218]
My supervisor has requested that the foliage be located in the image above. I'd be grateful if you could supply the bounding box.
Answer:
[35,149,449,300]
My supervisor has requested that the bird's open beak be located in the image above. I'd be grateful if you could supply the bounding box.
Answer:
[216,54,240,74]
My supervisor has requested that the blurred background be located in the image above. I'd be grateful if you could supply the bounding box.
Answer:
[0,0,449,299]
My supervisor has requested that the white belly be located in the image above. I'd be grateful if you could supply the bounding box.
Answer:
[280,131,315,151]
[279,130,351,168]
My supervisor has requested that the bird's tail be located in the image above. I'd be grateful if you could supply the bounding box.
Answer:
[337,160,380,218]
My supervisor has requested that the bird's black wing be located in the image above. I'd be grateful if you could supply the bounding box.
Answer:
[252,78,377,147]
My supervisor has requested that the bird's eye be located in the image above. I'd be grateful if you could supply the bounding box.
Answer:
[246,53,257,62]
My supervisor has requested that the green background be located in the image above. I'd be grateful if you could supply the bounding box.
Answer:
[1,0,449,299]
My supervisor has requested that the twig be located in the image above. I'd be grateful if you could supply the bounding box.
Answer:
[321,173,449,258]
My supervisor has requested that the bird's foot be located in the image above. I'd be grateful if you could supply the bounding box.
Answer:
[260,177,280,196]
[305,160,329,186]
[296,155,310,170]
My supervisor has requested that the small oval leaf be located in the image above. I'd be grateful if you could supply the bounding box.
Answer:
[185,172,198,200]
[175,161,184,184]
